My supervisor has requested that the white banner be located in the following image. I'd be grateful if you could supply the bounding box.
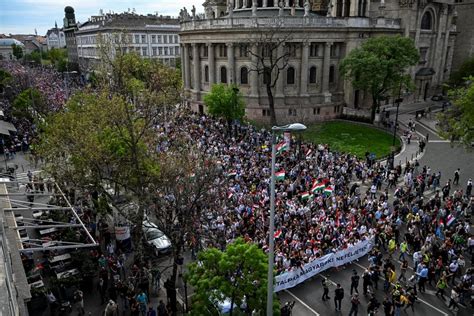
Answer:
[274,238,374,292]
[115,226,131,241]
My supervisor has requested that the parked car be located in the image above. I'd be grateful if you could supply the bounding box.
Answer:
[143,218,172,255]
[431,94,444,101]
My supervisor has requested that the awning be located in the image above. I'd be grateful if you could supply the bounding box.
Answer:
[416,67,436,79]
[0,120,17,136]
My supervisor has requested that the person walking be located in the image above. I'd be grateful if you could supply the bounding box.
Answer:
[398,240,408,261]
[448,287,460,311]
[466,178,472,197]
[362,269,373,295]
[435,275,447,300]
[157,300,168,316]
[453,168,460,185]
[350,270,360,295]
[334,283,344,311]
[398,259,408,282]
[73,289,85,315]
[321,277,330,301]
[348,293,360,316]
[418,264,428,293]
[147,306,157,316]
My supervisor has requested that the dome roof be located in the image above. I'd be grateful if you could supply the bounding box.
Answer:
[64,6,75,13]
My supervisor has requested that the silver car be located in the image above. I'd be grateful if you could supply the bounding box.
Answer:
[143,219,172,255]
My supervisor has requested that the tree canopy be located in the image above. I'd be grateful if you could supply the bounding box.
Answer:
[187,238,278,316]
[12,88,47,121]
[449,56,474,87]
[438,76,474,147]
[340,35,419,121]
[204,83,245,124]
[0,69,12,91]
[11,44,23,59]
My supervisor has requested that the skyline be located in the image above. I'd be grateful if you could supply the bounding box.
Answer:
[0,0,203,35]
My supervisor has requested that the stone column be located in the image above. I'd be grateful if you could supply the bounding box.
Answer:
[276,44,285,97]
[180,44,185,87]
[235,0,240,10]
[274,1,279,7]
[227,43,235,84]
[250,44,259,96]
[243,0,248,8]
[300,42,309,96]
[183,44,191,89]
[285,0,290,7]
[208,43,216,85]
[322,42,332,92]
[263,0,268,7]
[192,43,200,92]
[432,5,448,84]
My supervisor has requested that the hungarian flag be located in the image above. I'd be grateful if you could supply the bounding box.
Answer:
[275,170,285,181]
[276,141,289,154]
[274,230,282,239]
[301,192,310,200]
[324,186,334,196]
[227,171,237,177]
[227,192,233,199]
[446,214,455,226]
[306,149,312,158]
[311,180,325,194]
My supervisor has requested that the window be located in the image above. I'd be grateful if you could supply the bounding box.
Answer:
[263,67,271,85]
[313,107,320,115]
[157,35,162,44]
[239,44,249,57]
[421,12,432,30]
[151,35,156,44]
[286,44,297,57]
[310,43,319,57]
[134,35,139,43]
[169,35,173,43]
[141,35,146,43]
[170,47,174,55]
[419,47,428,64]
[240,67,248,85]
[176,46,180,55]
[309,66,317,84]
[330,44,339,57]
[262,109,271,116]
[204,65,209,83]
[288,109,297,116]
[334,106,338,113]
[152,47,157,56]
[164,47,169,55]
[142,47,147,56]
[219,44,227,57]
[174,35,178,43]
[287,67,295,85]
[158,47,163,55]
[220,66,227,83]
[329,65,335,84]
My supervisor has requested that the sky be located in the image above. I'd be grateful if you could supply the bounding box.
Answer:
[0,0,203,35]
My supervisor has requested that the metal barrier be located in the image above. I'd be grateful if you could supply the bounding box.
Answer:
[1,217,20,316]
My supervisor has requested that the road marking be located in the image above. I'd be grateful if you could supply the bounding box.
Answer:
[353,263,449,316]
[428,140,450,143]
[284,289,320,316]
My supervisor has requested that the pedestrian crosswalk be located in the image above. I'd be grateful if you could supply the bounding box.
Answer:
[14,170,42,181]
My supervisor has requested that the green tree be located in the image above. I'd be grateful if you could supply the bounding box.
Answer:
[0,69,12,92]
[204,83,245,130]
[437,76,474,147]
[449,56,474,87]
[187,238,279,316]
[11,44,23,59]
[12,88,47,120]
[340,35,419,122]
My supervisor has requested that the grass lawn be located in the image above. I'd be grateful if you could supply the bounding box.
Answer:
[302,121,400,159]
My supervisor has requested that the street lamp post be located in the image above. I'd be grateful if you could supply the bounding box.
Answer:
[267,123,307,316]
[392,97,403,146]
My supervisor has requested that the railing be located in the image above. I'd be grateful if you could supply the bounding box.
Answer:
[181,16,401,31]
[1,217,20,316]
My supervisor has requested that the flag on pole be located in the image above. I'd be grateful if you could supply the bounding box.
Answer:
[276,141,289,154]
[275,170,285,181]
[227,192,233,199]
[324,186,334,196]
[274,230,282,239]
[446,214,455,226]
[306,149,312,158]
[227,171,237,177]
[300,192,310,200]
[311,181,325,194]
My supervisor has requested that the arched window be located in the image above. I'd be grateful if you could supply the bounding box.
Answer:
[421,11,433,30]
[220,66,227,83]
[329,65,335,84]
[344,0,350,17]
[336,0,343,17]
[204,65,209,83]
[287,67,295,85]
[240,67,249,85]
[309,66,317,84]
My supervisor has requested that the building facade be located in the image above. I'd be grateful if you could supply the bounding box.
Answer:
[63,6,79,68]
[0,39,24,60]
[180,0,457,124]
[46,23,66,50]
[451,0,474,71]
[75,12,180,73]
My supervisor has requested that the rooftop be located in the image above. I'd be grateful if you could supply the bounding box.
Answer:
[0,38,24,47]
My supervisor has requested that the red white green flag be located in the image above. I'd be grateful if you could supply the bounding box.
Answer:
[301,192,311,200]
[275,170,285,181]
[274,230,282,239]
[276,141,289,154]
[311,180,325,194]
[227,171,237,177]
[324,186,334,196]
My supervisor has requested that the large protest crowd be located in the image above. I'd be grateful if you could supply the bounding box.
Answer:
[1,60,472,315]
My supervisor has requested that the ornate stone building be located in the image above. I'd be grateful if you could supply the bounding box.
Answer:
[179,0,457,124]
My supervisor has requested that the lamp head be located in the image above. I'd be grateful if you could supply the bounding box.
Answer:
[272,123,307,132]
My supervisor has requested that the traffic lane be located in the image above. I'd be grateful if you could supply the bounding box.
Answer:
[278,289,320,316]
[415,122,443,141]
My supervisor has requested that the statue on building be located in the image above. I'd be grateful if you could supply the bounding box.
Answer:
[279,2,285,16]
[291,3,296,16]
[228,1,234,17]
[304,0,311,17]
[252,1,258,17]
[326,0,333,17]
[205,6,213,19]
[192,5,196,20]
